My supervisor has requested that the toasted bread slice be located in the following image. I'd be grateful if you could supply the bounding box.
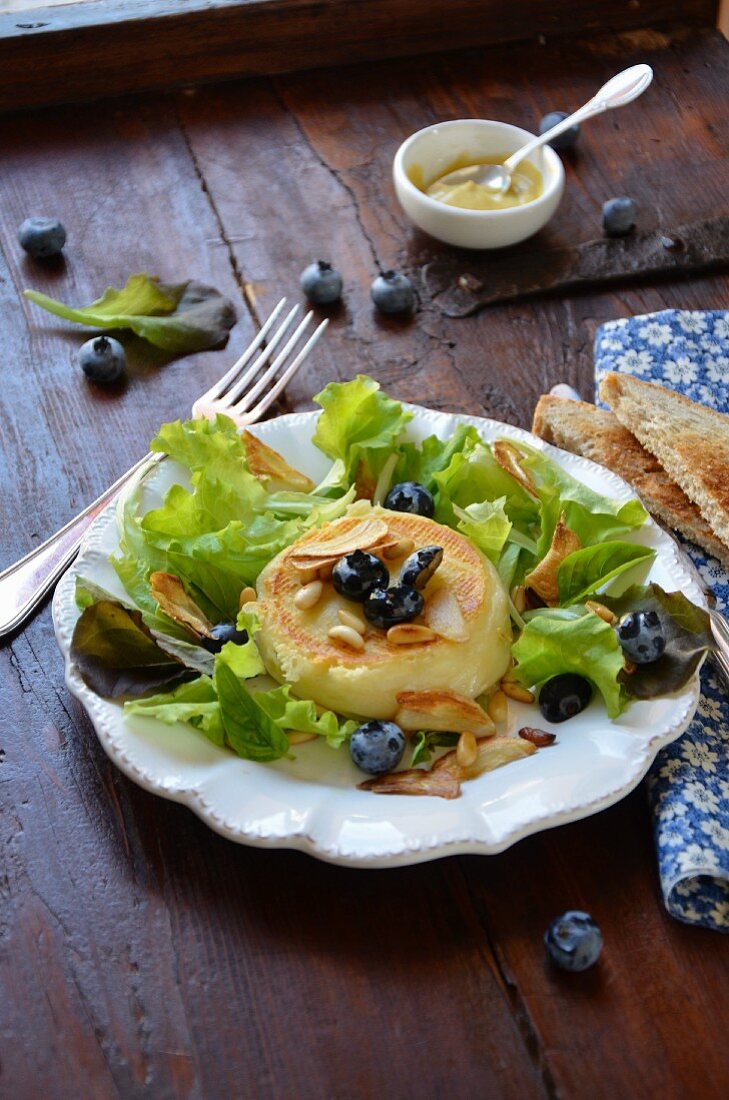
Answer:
[600,372,729,552]
[532,395,729,566]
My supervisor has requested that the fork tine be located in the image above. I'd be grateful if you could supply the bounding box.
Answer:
[217,303,301,409]
[234,310,315,414]
[242,318,329,423]
[203,297,288,404]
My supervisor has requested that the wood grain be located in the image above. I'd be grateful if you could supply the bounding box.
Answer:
[0,0,718,112]
[1,20,729,1100]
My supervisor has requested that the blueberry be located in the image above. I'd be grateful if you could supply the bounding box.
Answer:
[332,550,389,602]
[615,609,666,665]
[538,111,580,152]
[201,622,249,653]
[300,261,343,304]
[384,481,434,518]
[545,911,602,972]
[602,196,637,237]
[363,584,424,629]
[400,545,443,589]
[349,719,406,775]
[18,216,66,258]
[538,674,592,723]
[370,270,415,315]
[79,336,126,383]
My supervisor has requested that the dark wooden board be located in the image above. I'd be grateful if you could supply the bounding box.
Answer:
[0,0,717,112]
[1,20,729,1100]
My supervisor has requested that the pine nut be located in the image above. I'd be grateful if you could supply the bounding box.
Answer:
[294,580,323,610]
[238,586,257,610]
[386,624,436,645]
[328,624,365,650]
[382,537,415,560]
[287,730,318,745]
[500,678,535,704]
[338,608,366,634]
[510,585,527,615]
[586,600,617,625]
[456,731,478,768]
[487,689,509,726]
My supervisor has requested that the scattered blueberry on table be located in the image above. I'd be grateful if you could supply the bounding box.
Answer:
[538,111,580,151]
[545,911,603,972]
[363,584,424,629]
[384,481,435,518]
[300,260,343,304]
[538,673,592,723]
[201,622,249,653]
[616,609,666,664]
[18,216,66,258]
[371,270,415,314]
[349,720,406,775]
[79,336,126,383]
[602,196,637,237]
[332,550,389,601]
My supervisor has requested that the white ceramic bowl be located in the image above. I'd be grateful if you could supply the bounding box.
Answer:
[393,119,565,249]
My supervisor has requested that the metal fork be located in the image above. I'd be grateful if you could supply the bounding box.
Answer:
[0,298,327,639]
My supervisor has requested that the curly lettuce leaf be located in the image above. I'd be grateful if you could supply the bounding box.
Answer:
[512,606,626,717]
[558,542,656,605]
[393,424,482,490]
[453,497,512,564]
[433,443,540,534]
[125,676,225,746]
[312,375,412,492]
[25,275,236,353]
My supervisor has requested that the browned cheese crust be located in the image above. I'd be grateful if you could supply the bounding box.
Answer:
[532,393,729,567]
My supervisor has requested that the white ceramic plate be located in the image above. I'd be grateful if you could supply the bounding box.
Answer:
[53,405,703,867]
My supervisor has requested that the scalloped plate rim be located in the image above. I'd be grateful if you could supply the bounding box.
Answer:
[52,403,703,867]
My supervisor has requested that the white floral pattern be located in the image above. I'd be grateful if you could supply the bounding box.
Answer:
[595,309,729,933]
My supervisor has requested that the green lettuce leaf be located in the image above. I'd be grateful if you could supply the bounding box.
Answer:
[433,443,540,533]
[453,497,512,563]
[25,275,236,353]
[125,676,225,746]
[512,606,626,717]
[393,424,482,490]
[254,686,358,748]
[558,542,656,605]
[312,375,412,491]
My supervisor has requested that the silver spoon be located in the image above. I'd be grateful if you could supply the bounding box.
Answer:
[437,64,653,197]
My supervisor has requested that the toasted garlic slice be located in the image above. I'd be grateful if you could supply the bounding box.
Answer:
[317,561,334,581]
[387,624,437,645]
[381,537,416,560]
[523,512,581,606]
[238,586,257,610]
[242,430,315,492]
[294,580,323,610]
[395,690,495,735]
[423,585,469,642]
[487,689,509,727]
[287,730,318,745]
[434,735,536,781]
[294,517,388,561]
[338,608,367,634]
[492,440,538,497]
[328,624,365,650]
[150,571,214,638]
[295,565,319,585]
[358,768,461,800]
[510,585,527,615]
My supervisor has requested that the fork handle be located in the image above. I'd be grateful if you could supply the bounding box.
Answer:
[0,452,158,640]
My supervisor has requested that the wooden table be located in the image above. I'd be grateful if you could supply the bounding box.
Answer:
[1,18,728,1100]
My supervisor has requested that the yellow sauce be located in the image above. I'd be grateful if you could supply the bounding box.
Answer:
[412,155,543,211]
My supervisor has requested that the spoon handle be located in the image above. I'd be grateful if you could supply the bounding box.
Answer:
[504,63,653,173]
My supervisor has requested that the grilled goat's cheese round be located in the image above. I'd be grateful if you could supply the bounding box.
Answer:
[255,508,512,719]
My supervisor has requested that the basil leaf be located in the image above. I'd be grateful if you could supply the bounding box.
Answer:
[558,542,656,605]
[71,600,192,698]
[602,584,714,699]
[25,274,236,354]
[214,660,290,762]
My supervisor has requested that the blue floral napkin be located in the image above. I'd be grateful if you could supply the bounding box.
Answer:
[594,309,729,932]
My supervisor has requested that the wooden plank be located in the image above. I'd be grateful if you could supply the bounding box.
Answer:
[0,0,717,112]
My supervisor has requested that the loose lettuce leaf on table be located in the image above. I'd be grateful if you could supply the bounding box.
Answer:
[601,584,714,699]
[71,600,193,698]
[25,275,237,354]
[512,605,626,717]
